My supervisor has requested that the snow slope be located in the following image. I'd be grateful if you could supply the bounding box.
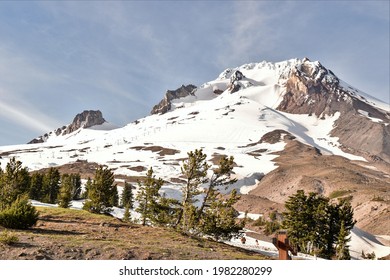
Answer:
[0,60,369,180]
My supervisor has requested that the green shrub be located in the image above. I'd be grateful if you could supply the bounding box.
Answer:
[0,229,19,245]
[0,196,39,229]
[329,189,353,199]
[372,196,385,202]
[252,217,266,227]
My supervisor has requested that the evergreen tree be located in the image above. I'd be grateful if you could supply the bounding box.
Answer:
[172,150,243,239]
[135,167,164,226]
[58,174,73,208]
[282,190,313,253]
[264,211,281,235]
[194,155,242,240]
[336,221,351,260]
[81,177,93,199]
[69,173,82,200]
[175,149,210,230]
[0,158,30,210]
[110,185,119,207]
[42,168,60,204]
[154,193,180,227]
[123,204,131,223]
[29,173,44,201]
[282,190,356,259]
[121,182,134,209]
[83,166,116,214]
[197,156,237,222]
[0,195,38,229]
[200,189,243,240]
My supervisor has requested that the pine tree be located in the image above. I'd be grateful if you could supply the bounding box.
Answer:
[29,173,44,201]
[197,155,237,222]
[194,155,242,240]
[121,182,134,209]
[69,173,82,200]
[58,174,73,208]
[110,185,119,207]
[282,190,356,259]
[123,204,131,223]
[154,193,180,227]
[135,168,164,226]
[0,158,30,210]
[336,221,351,259]
[282,190,314,253]
[200,189,243,241]
[81,177,93,199]
[0,195,38,229]
[83,166,116,214]
[175,149,210,230]
[42,168,61,204]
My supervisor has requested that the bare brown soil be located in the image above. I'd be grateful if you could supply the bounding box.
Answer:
[0,207,269,260]
[130,146,180,156]
[32,160,100,179]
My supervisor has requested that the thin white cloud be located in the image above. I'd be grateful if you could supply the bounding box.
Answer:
[97,79,150,108]
[215,2,297,68]
[0,95,60,133]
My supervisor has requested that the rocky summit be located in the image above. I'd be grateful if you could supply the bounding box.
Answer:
[151,84,197,115]
[28,110,106,144]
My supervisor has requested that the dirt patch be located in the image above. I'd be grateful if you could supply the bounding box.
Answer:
[247,149,268,157]
[129,166,147,172]
[130,146,180,156]
[260,130,295,144]
[33,160,101,179]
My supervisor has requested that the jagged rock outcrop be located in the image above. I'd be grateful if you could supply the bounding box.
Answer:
[151,84,197,115]
[63,110,106,135]
[28,110,106,144]
[277,58,390,163]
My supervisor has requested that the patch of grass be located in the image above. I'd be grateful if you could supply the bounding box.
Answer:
[252,217,266,227]
[329,189,353,199]
[0,229,19,245]
[17,206,270,260]
[372,196,385,202]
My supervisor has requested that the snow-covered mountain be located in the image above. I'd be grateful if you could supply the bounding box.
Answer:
[28,110,119,144]
[1,58,389,244]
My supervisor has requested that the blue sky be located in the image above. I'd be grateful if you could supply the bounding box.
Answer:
[0,1,388,146]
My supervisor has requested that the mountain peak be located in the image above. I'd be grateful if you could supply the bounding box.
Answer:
[28,110,107,144]
[65,110,106,135]
[151,84,197,115]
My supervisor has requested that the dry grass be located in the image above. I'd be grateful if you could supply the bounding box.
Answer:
[0,207,270,260]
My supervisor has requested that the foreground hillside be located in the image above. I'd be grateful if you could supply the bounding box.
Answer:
[0,207,269,260]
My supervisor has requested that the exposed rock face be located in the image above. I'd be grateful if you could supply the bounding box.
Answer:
[63,110,106,135]
[277,59,390,163]
[151,84,197,115]
[28,110,106,144]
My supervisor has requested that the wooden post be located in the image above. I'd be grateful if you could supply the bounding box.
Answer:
[272,230,295,260]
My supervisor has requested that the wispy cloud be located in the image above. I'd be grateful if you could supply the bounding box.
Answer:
[0,97,59,133]
[0,45,63,135]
